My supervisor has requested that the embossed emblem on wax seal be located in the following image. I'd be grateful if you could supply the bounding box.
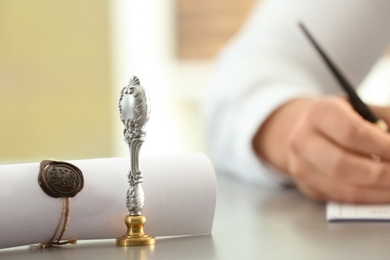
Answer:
[38,160,84,198]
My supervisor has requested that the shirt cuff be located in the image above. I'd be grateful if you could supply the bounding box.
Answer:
[232,83,320,186]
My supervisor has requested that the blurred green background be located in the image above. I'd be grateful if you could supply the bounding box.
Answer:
[0,0,388,164]
[0,0,112,162]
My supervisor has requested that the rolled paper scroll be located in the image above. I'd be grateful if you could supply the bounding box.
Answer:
[0,153,216,249]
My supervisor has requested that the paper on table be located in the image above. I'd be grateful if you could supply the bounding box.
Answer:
[327,202,390,221]
[0,153,216,249]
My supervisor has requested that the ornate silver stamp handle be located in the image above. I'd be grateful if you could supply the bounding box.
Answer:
[118,76,151,216]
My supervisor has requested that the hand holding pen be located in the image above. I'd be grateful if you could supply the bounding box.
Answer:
[299,22,389,133]
[253,23,390,204]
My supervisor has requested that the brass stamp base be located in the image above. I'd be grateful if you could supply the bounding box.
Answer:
[116,215,156,247]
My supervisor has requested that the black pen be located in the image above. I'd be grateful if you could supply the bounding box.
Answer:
[299,22,388,132]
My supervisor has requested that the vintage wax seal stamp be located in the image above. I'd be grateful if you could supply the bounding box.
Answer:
[38,160,84,198]
[116,76,156,247]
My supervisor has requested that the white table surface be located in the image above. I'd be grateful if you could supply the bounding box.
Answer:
[2,174,390,260]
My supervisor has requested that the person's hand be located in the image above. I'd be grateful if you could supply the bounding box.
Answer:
[253,96,390,203]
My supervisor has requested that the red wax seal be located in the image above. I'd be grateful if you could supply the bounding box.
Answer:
[38,160,84,198]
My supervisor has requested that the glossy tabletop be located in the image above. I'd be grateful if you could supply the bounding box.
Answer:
[2,174,390,260]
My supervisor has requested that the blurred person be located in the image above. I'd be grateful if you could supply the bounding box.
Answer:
[205,0,390,203]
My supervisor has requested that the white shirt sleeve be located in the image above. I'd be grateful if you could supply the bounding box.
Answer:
[204,0,390,186]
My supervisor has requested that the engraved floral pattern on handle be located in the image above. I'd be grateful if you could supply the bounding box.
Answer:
[118,76,151,216]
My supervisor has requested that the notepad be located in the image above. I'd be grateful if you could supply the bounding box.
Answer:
[327,202,390,221]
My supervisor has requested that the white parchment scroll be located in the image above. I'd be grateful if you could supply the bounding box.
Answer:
[0,153,216,249]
